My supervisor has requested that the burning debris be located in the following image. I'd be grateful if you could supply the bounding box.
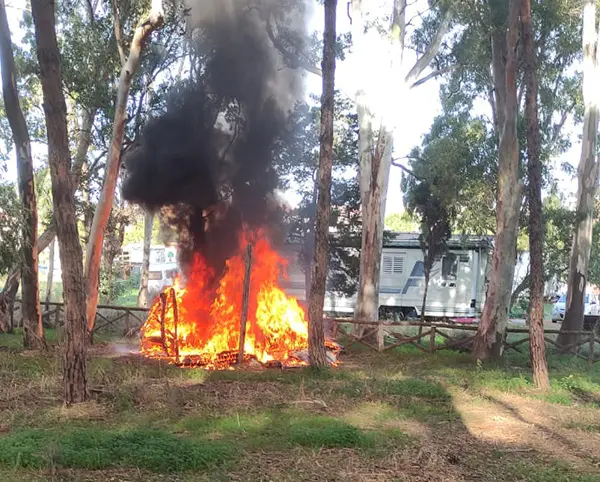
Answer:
[140,229,341,369]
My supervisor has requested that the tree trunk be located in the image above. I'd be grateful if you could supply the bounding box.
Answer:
[0,1,45,349]
[0,269,20,333]
[522,0,549,391]
[84,0,164,334]
[350,0,449,335]
[45,236,55,308]
[473,0,524,361]
[558,0,600,350]
[308,0,337,368]
[510,271,530,308]
[421,269,430,323]
[0,108,96,323]
[137,210,154,308]
[304,175,318,304]
[354,124,393,330]
[31,0,88,405]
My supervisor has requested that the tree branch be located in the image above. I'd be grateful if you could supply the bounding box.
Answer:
[410,64,455,88]
[406,8,452,84]
[391,158,422,180]
[112,0,126,67]
[266,14,322,76]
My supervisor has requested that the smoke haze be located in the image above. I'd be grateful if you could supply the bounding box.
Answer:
[122,0,308,278]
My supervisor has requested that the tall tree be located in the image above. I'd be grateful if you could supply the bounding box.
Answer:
[0,1,44,349]
[31,0,88,405]
[137,210,153,307]
[522,0,549,390]
[84,0,164,334]
[350,0,452,330]
[404,181,452,323]
[473,0,524,360]
[308,0,337,367]
[558,0,600,349]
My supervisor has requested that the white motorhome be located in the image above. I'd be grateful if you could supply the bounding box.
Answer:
[281,233,492,319]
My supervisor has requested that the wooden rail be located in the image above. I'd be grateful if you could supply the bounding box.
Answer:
[12,299,149,335]
[9,299,599,364]
[329,318,600,365]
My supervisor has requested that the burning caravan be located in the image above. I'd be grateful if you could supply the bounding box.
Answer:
[283,233,493,319]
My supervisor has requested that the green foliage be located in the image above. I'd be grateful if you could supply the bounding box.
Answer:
[0,428,234,471]
[284,92,361,297]
[0,182,21,275]
[407,0,582,246]
[384,212,418,232]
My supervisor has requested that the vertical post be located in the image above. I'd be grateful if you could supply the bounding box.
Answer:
[429,326,436,353]
[589,330,595,368]
[54,305,60,327]
[159,292,168,355]
[124,309,131,337]
[238,243,253,365]
[377,319,384,352]
[171,288,179,364]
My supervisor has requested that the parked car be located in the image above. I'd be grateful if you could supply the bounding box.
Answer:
[551,293,600,322]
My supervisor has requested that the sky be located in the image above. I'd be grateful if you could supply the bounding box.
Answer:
[1,0,582,219]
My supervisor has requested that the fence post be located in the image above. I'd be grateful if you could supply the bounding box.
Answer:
[54,306,60,327]
[124,310,131,337]
[589,330,595,368]
[429,326,436,353]
[377,320,384,352]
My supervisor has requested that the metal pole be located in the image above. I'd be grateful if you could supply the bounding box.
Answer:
[171,288,180,364]
[237,243,253,365]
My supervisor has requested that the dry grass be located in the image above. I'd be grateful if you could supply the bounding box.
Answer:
[0,331,600,481]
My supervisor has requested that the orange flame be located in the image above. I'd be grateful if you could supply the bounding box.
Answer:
[140,228,339,368]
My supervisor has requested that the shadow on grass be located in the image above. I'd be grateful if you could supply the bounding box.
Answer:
[1,338,600,480]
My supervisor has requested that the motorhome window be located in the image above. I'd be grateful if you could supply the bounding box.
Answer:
[442,254,458,281]
[392,256,404,274]
[148,271,162,280]
[382,256,393,275]
[459,254,470,263]
[382,255,403,275]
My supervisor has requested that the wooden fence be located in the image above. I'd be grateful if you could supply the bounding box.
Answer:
[9,300,599,365]
[13,299,149,336]
[329,319,600,367]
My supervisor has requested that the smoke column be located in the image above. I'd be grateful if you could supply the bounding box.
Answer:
[122,0,308,279]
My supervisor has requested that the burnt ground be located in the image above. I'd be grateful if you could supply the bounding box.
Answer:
[0,331,599,481]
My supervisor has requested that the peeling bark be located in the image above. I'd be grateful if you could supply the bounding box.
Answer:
[558,0,600,350]
[351,0,451,332]
[522,0,549,390]
[308,0,337,368]
[0,1,44,349]
[31,0,88,405]
[85,0,164,335]
[473,0,524,360]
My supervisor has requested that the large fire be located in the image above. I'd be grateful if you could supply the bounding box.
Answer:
[140,228,340,369]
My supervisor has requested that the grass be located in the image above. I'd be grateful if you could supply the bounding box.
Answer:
[0,330,599,481]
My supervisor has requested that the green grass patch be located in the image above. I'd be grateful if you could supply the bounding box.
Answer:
[0,428,234,472]
[502,460,600,482]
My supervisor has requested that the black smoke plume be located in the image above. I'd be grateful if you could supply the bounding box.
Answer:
[122,0,307,278]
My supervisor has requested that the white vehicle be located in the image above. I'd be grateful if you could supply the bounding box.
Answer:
[551,293,600,322]
[282,233,493,319]
[147,263,179,296]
